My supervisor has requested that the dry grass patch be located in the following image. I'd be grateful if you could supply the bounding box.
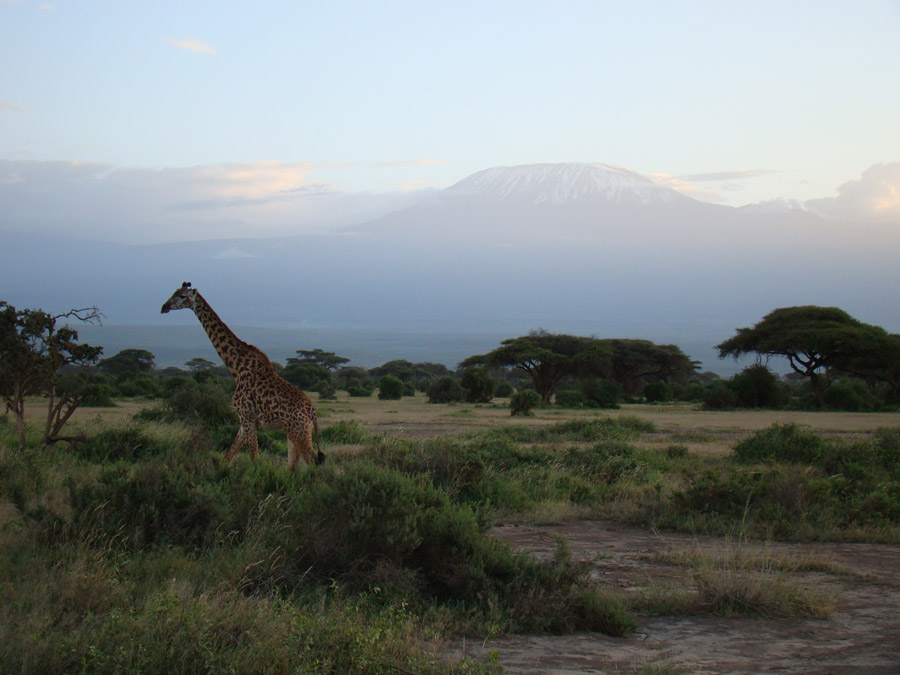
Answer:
[634,544,838,619]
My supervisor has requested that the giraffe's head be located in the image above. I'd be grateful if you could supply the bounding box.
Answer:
[161,282,198,314]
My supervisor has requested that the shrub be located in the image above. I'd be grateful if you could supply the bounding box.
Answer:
[117,375,162,399]
[346,384,373,397]
[703,383,737,410]
[313,381,337,400]
[461,368,494,403]
[426,376,463,404]
[643,382,673,403]
[79,383,117,407]
[826,380,881,412]
[320,420,371,445]
[728,365,785,409]
[555,390,583,408]
[510,390,541,416]
[494,381,514,398]
[245,463,635,635]
[581,379,621,409]
[733,423,825,465]
[73,425,168,462]
[377,375,404,400]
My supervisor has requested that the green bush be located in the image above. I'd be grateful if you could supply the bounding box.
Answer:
[245,462,634,635]
[426,376,463,404]
[703,382,737,410]
[494,381,514,398]
[73,425,168,462]
[728,365,785,409]
[378,375,404,400]
[313,381,337,400]
[581,379,621,409]
[643,382,673,403]
[733,423,825,465]
[826,380,881,411]
[117,375,162,399]
[461,368,494,403]
[320,420,372,445]
[510,390,541,416]
[554,390,584,408]
[346,384,373,397]
[79,382,117,407]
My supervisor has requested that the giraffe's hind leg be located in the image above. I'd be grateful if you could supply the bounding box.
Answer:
[285,420,316,472]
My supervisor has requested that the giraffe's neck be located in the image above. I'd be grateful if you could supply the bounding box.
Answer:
[191,293,250,376]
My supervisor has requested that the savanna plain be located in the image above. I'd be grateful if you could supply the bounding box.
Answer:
[2,394,900,674]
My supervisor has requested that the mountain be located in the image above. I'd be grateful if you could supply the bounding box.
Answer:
[446,163,688,205]
[2,162,898,373]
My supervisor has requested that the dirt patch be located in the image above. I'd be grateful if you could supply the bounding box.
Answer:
[449,521,900,674]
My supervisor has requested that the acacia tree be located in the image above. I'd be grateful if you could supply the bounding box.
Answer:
[0,302,103,450]
[717,306,892,406]
[461,331,610,404]
[602,339,697,396]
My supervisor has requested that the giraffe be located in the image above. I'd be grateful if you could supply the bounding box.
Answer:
[160,282,325,471]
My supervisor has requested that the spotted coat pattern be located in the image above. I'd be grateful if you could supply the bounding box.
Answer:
[161,283,324,471]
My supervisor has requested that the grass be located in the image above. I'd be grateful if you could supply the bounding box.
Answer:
[633,545,838,619]
[3,395,900,670]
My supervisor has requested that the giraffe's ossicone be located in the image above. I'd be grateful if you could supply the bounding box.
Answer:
[161,282,325,471]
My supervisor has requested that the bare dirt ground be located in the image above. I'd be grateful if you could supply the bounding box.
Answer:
[449,520,900,674]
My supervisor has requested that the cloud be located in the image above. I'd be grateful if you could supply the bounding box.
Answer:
[0,100,22,111]
[649,173,723,203]
[806,163,900,222]
[163,38,216,54]
[679,169,778,183]
[376,158,443,168]
[0,159,425,244]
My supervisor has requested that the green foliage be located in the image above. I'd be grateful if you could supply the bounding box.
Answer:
[826,379,881,411]
[581,378,621,409]
[0,301,103,449]
[727,365,785,409]
[73,425,169,462]
[347,384,374,397]
[281,361,331,389]
[313,380,338,400]
[116,375,162,399]
[493,381,514,397]
[158,378,235,427]
[462,332,612,405]
[99,348,156,377]
[426,376,464,404]
[378,375,404,400]
[666,423,900,537]
[510,389,541,416]
[460,368,494,403]
[717,306,900,404]
[643,381,673,403]
[732,423,826,464]
[319,420,372,445]
[554,389,584,408]
[702,382,737,410]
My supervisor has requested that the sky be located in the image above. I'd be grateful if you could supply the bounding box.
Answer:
[2,0,900,243]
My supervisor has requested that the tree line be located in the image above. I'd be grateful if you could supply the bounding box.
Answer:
[4,300,900,449]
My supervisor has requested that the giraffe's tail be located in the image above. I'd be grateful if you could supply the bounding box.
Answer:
[313,410,325,465]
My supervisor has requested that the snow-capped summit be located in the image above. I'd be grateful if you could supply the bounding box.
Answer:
[446,162,688,206]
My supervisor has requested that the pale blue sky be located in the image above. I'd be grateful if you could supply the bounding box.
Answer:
[2,0,899,242]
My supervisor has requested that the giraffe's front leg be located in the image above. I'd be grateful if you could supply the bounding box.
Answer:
[224,404,258,464]
[223,425,248,465]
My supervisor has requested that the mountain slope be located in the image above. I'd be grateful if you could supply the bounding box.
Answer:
[446,163,690,206]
